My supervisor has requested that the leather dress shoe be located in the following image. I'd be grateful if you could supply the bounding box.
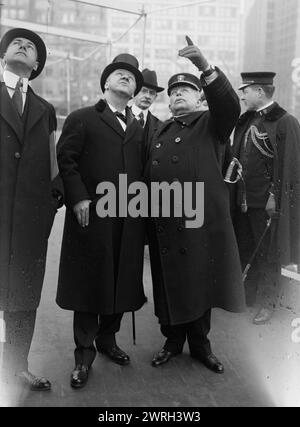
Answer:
[17,371,51,391]
[151,348,178,367]
[253,307,273,325]
[97,344,130,365]
[70,364,89,389]
[191,352,224,374]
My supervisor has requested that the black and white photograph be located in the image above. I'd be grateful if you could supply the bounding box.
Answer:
[0,0,300,410]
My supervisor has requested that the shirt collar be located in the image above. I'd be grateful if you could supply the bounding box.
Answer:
[131,103,149,120]
[256,101,274,113]
[3,69,29,93]
[107,102,126,117]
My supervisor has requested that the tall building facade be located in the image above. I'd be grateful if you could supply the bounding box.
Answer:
[1,0,108,118]
[1,0,243,120]
[243,0,300,118]
[107,0,243,119]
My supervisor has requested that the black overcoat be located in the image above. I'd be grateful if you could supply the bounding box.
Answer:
[0,83,58,311]
[56,100,146,314]
[145,70,246,325]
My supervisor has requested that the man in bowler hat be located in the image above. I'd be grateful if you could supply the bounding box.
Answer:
[132,69,164,151]
[56,53,146,388]
[144,37,245,373]
[0,28,62,391]
[232,72,300,324]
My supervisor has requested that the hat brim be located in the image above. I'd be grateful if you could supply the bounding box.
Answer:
[167,81,200,96]
[101,62,144,96]
[0,28,46,80]
[143,83,164,93]
[238,83,252,90]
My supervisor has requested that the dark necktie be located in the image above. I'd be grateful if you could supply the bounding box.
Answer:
[12,78,23,116]
[114,111,127,125]
[138,111,145,127]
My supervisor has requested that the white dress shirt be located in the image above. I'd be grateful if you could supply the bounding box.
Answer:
[131,104,149,127]
[107,102,127,131]
[3,69,29,113]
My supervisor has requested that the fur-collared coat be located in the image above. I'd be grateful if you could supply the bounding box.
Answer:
[233,102,300,266]
[56,100,146,314]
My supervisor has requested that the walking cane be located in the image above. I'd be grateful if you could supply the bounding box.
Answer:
[132,311,136,345]
[242,218,272,282]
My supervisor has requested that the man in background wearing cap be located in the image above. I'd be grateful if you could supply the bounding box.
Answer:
[232,72,300,325]
[132,69,164,158]
[145,37,245,373]
[0,28,62,391]
[56,53,146,388]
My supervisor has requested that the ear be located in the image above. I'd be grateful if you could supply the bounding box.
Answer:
[33,61,39,71]
[2,52,7,65]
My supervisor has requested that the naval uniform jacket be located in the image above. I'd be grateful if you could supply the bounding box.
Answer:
[144,69,246,325]
[233,103,300,265]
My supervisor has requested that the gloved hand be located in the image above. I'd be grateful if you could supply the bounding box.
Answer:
[178,36,210,72]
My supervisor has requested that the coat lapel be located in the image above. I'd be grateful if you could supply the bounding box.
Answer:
[95,99,125,138]
[123,106,138,144]
[0,83,23,143]
[25,88,46,136]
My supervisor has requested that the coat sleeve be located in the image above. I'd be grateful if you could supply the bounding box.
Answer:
[48,103,64,208]
[276,114,300,265]
[201,68,241,143]
[57,111,90,209]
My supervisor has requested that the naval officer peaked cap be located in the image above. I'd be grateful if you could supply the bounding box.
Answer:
[238,72,276,90]
[167,73,202,96]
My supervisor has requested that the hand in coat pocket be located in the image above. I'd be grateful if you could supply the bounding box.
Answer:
[73,200,92,227]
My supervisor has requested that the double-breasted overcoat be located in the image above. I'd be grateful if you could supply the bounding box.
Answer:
[145,70,246,325]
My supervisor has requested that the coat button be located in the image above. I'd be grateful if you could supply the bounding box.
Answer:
[161,247,168,255]
[177,226,184,232]
[152,159,159,167]
[155,143,161,149]
[157,226,164,233]
[14,152,21,159]
[171,155,179,163]
[179,247,187,254]
[174,137,182,144]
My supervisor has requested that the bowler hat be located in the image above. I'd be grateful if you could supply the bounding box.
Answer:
[239,72,276,90]
[141,69,164,93]
[0,28,47,80]
[167,73,202,96]
[100,53,143,96]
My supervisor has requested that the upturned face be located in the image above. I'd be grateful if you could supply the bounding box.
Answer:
[3,37,38,75]
[134,86,157,110]
[105,69,136,98]
[169,84,201,115]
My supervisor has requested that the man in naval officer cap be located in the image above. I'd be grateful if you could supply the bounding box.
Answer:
[144,36,246,373]
[232,71,300,325]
